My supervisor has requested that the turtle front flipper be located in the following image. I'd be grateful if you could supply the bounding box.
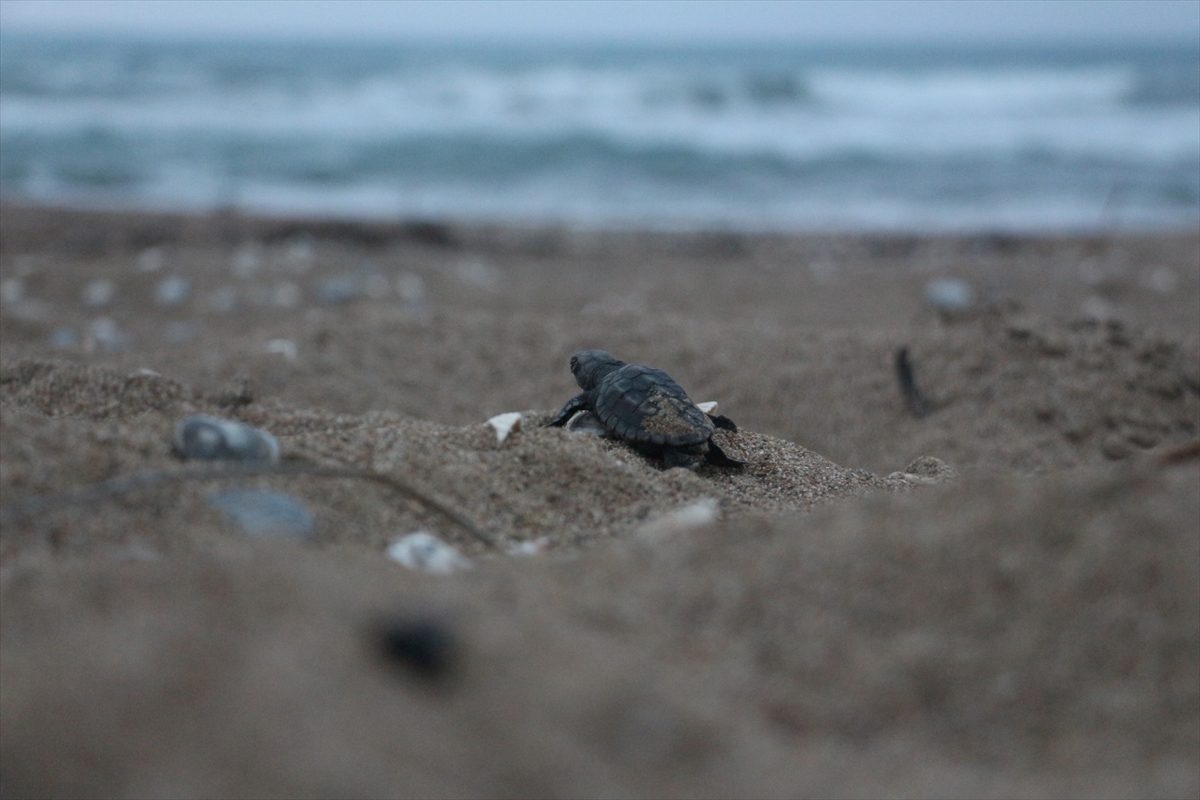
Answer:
[707,413,738,431]
[705,439,745,468]
[545,393,590,427]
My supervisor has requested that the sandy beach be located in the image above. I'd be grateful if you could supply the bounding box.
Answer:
[1,203,1198,798]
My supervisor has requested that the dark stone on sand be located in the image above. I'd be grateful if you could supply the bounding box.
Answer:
[376,617,457,681]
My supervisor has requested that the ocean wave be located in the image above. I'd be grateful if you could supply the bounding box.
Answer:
[1,35,1197,231]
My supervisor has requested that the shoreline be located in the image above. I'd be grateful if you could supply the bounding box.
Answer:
[5,199,1200,243]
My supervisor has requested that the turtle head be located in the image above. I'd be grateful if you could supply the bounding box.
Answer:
[569,349,624,390]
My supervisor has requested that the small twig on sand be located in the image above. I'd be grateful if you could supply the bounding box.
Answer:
[0,462,495,548]
[895,346,930,419]
[1159,440,1200,467]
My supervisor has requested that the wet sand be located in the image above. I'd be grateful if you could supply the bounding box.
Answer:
[1,204,1198,798]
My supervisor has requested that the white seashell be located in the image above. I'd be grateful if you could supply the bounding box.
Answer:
[566,411,609,437]
[487,412,522,444]
[265,339,298,362]
[638,498,719,537]
[386,532,471,575]
[696,401,718,414]
[508,537,550,556]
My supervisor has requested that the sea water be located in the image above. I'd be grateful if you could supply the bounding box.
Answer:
[1,33,1197,232]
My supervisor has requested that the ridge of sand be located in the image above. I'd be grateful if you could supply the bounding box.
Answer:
[1,358,888,562]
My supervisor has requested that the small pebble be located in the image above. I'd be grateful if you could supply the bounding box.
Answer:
[486,412,522,445]
[207,489,314,540]
[375,616,457,680]
[696,401,718,414]
[85,317,130,352]
[315,275,360,305]
[173,414,281,462]
[155,276,191,306]
[386,532,471,574]
[508,538,550,556]
[265,338,299,362]
[924,278,974,316]
[82,279,115,309]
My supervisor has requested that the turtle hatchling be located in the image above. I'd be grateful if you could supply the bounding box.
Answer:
[546,349,744,470]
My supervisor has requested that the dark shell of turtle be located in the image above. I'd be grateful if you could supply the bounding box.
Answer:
[591,364,714,446]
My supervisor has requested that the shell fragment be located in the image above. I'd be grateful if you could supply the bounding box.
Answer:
[638,497,720,537]
[386,532,472,575]
[487,412,523,445]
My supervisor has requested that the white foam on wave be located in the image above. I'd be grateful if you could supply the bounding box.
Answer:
[2,40,1198,232]
[806,66,1139,114]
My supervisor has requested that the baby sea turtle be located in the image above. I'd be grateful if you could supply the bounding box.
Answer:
[546,349,744,470]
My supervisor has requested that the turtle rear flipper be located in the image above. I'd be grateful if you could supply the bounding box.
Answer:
[705,439,745,468]
[546,393,589,427]
[708,413,737,431]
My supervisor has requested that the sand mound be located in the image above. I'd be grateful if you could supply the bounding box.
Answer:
[1,359,885,562]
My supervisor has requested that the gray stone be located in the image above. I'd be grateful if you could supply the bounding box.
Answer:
[173,414,280,463]
[207,489,314,540]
